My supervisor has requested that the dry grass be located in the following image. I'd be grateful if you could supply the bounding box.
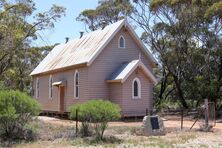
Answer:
[7,116,222,147]
[17,130,197,148]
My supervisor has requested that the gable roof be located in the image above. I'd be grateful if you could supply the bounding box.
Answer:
[107,60,157,84]
[31,19,157,76]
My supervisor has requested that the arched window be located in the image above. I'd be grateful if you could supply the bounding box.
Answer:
[49,75,53,99]
[36,77,39,99]
[74,70,79,98]
[132,78,141,99]
[134,81,138,96]
[118,35,125,48]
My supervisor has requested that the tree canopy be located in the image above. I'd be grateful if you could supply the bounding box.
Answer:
[78,0,222,109]
[131,0,222,109]
[0,0,65,93]
[76,0,133,31]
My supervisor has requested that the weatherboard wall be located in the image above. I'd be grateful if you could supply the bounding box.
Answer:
[122,67,153,116]
[88,27,153,100]
[33,67,89,112]
[108,83,123,109]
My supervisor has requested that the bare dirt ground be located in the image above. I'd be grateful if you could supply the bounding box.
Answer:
[15,115,222,147]
[38,115,222,130]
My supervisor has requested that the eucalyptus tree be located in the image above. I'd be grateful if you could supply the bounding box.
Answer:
[0,0,65,91]
[131,0,222,108]
[76,0,133,31]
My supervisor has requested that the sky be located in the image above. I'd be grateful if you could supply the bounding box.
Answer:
[32,0,144,47]
[32,0,98,47]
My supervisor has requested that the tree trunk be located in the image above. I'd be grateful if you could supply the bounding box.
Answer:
[172,74,189,109]
[218,56,222,86]
[159,69,169,100]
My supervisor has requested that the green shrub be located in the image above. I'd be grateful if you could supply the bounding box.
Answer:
[69,99,121,140]
[69,102,92,137]
[0,81,6,90]
[0,90,41,140]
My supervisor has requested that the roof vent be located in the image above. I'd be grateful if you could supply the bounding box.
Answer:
[65,37,69,43]
[80,31,84,38]
[101,21,107,29]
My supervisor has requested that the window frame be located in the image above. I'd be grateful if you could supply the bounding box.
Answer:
[49,75,53,99]
[118,35,125,48]
[74,70,79,99]
[36,77,39,99]
[132,77,141,99]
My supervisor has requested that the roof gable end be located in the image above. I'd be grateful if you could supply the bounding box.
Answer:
[107,60,157,84]
[87,19,158,67]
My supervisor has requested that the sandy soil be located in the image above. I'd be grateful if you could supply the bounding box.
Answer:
[13,115,222,147]
[38,115,222,132]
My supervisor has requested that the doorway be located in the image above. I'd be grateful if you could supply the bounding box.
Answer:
[59,86,65,112]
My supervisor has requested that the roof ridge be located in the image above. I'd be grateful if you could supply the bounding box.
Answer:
[30,18,158,76]
[30,19,126,76]
[69,19,126,43]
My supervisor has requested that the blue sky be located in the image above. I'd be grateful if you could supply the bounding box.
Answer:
[32,0,144,47]
[32,0,98,47]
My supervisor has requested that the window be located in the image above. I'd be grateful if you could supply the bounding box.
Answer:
[132,78,141,99]
[134,81,138,96]
[74,71,79,98]
[118,35,125,48]
[49,75,53,99]
[36,77,39,99]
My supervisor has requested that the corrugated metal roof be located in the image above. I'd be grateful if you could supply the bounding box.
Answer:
[30,19,157,76]
[31,20,125,75]
[108,60,139,81]
[107,60,157,84]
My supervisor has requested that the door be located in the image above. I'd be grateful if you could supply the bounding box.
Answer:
[59,86,65,112]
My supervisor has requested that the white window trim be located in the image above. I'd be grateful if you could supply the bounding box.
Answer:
[49,75,53,99]
[74,70,79,99]
[118,35,125,48]
[132,77,141,99]
[36,77,39,99]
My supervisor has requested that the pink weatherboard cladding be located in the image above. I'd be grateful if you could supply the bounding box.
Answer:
[31,19,157,117]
